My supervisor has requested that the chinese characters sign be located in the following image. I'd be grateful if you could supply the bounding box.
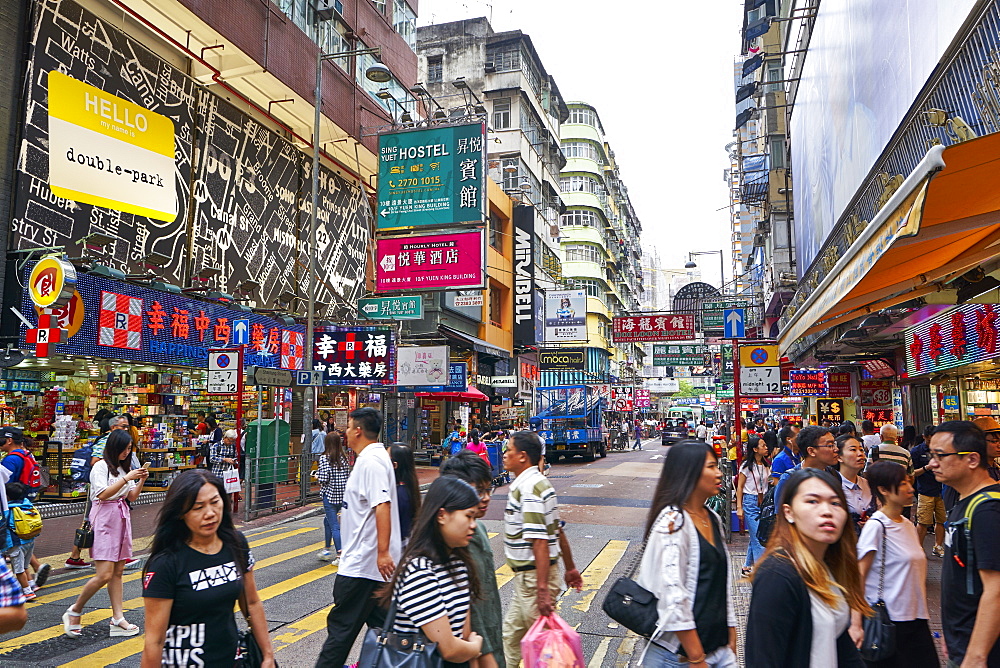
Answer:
[377,123,485,229]
[861,407,893,427]
[653,344,706,366]
[817,399,845,425]
[313,327,396,386]
[701,299,752,329]
[358,296,423,320]
[827,372,852,398]
[905,304,1000,376]
[860,380,893,407]
[376,230,485,292]
[788,369,828,396]
[612,314,695,343]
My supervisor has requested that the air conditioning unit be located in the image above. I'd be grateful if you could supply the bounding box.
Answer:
[485,62,496,73]
[315,0,344,20]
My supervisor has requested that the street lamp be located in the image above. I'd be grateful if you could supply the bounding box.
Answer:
[306,46,392,453]
[684,250,726,291]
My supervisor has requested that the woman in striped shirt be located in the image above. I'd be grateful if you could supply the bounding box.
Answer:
[380,476,484,667]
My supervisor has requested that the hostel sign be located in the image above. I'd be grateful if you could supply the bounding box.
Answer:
[377,123,485,229]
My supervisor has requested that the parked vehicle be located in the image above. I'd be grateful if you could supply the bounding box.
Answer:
[534,385,607,463]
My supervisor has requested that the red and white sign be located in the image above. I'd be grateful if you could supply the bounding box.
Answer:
[280,330,304,370]
[26,312,67,357]
[863,358,896,378]
[611,314,695,343]
[98,291,143,350]
[634,388,651,408]
[860,380,893,407]
[376,230,485,292]
[610,385,634,411]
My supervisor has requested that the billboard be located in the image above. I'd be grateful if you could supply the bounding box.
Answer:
[612,314,695,343]
[544,290,587,342]
[377,123,485,229]
[788,369,828,396]
[905,304,1000,376]
[513,206,538,347]
[538,348,586,371]
[790,0,975,274]
[396,346,449,386]
[376,229,485,292]
[313,326,396,386]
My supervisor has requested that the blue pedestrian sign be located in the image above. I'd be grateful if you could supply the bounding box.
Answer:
[232,319,250,345]
[723,308,746,339]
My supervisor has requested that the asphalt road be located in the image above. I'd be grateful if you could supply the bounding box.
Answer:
[0,439,738,667]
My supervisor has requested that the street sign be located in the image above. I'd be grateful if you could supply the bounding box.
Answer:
[208,349,242,394]
[358,296,424,320]
[247,366,293,387]
[232,319,250,345]
[295,370,323,386]
[702,299,751,329]
[740,366,781,396]
[653,344,707,366]
[739,344,778,367]
[723,308,746,339]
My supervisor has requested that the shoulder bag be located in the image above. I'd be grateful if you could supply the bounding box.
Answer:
[238,583,278,668]
[600,509,673,637]
[860,519,896,661]
[357,596,441,668]
[73,487,94,549]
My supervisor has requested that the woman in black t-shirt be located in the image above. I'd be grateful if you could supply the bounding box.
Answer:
[140,469,274,668]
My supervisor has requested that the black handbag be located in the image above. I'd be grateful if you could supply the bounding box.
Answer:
[73,490,94,549]
[357,599,441,668]
[860,519,896,661]
[601,510,669,637]
[237,586,278,668]
[756,486,777,546]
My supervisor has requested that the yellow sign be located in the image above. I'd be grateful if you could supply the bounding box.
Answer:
[34,290,85,339]
[28,256,77,309]
[739,344,779,368]
[47,71,177,221]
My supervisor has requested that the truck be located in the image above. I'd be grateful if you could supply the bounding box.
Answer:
[533,385,607,463]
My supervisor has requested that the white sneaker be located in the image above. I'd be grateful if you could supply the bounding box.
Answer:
[330,556,340,565]
[932,545,945,558]
[317,549,332,561]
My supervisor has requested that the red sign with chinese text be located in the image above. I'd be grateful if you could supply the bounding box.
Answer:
[611,314,695,343]
[862,359,895,379]
[827,372,852,398]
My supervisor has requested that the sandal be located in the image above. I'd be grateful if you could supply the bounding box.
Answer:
[110,616,140,637]
[63,606,83,638]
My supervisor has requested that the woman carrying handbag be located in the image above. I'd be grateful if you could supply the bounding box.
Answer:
[736,436,771,576]
[363,476,484,668]
[141,469,275,668]
[856,462,937,667]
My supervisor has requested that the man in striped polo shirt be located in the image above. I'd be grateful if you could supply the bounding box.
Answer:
[501,430,562,666]
[875,424,913,472]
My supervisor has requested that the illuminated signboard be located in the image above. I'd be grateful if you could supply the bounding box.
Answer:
[788,369,828,396]
[375,229,485,292]
[313,326,396,386]
[905,304,1000,376]
[612,314,695,343]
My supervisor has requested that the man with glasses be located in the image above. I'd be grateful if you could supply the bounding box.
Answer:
[773,425,839,505]
[929,420,1000,666]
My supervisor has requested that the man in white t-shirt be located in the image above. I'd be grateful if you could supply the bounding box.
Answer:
[861,419,882,454]
[316,408,401,668]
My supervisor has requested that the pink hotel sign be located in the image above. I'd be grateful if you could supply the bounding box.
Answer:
[376,229,485,292]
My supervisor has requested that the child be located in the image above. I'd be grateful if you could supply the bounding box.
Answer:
[4,482,40,601]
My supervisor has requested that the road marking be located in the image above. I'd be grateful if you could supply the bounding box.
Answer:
[272,605,334,652]
[2,529,320,656]
[495,563,515,588]
[588,636,612,668]
[560,540,629,614]
[616,636,640,667]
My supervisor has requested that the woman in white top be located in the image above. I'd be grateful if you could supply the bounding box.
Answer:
[62,430,148,639]
[736,436,771,576]
[857,462,937,667]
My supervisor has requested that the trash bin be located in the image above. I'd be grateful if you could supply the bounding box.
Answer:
[244,418,290,510]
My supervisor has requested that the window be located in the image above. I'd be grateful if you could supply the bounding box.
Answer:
[316,19,350,70]
[572,278,606,300]
[769,136,786,169]
[560,209,601,228]
[562,141,601,162]
[567,107,603,131]
[486,43,520,73]
[392,0,416,50]
[564,244,603,264]
[427,56,443,83]
[489,286,504,327]
[489,209,503,250]
[492,98,511,130]
[765,59,783,93]
[371,0,387,14]
[560,174,603,196]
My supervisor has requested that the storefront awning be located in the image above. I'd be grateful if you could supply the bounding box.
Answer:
[415,385,490,402]
[779,132,1000,355]
[438,325,511,359]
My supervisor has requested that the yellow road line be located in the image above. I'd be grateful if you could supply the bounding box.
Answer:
[564,540,629,614]
[0,529,320,656]
[495,563,515,588]
[588,636,612,668]
[272,605,334,652]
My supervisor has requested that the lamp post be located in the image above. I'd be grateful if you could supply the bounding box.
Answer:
[684,250,726,292]
[303,46,392,477]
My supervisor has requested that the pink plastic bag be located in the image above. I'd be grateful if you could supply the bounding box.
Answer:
[520,613,585,668]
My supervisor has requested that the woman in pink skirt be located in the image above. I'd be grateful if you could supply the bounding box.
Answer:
[63,429,148,638]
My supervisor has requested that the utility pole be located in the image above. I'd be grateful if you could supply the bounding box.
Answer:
[732,341,742,468]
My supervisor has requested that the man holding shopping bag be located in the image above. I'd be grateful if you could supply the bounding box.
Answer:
[210,430,240,501]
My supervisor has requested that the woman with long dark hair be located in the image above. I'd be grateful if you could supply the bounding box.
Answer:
[316,430,351,562]
[636,440,737,667]
[736,436,771,576]
[746,468,869,666]
[836,434,875,533]
[378,476,483,666]
[901,425,918,450]
[63,430,148,638]
[140,469,274,668]
[390,443,421,545]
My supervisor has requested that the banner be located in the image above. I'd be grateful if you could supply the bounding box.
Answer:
[538,348,586,371]
[313,326,396,386]
[612,314,695,343]
[396,346,449,386]
[513,206,538,347]
[376,229,485,292]
[377,123,485,229]
[544,290,587,342]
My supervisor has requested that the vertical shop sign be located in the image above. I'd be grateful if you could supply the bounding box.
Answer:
[377,123,485,229]
[827,372,852,398]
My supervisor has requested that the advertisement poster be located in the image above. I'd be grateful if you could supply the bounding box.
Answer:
[396,346,449,386]
[612,314,695,343]
[377,123,485,229]
[610,386,634,412]
[376,229,485,292]
[544,290,587,342]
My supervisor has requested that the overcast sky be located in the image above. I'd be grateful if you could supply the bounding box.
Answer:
[417,0,743,289]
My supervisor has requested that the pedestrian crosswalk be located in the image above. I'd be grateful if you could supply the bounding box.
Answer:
[1,515,652,667]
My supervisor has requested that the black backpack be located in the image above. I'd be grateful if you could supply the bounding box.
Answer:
[756,485,777,546]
